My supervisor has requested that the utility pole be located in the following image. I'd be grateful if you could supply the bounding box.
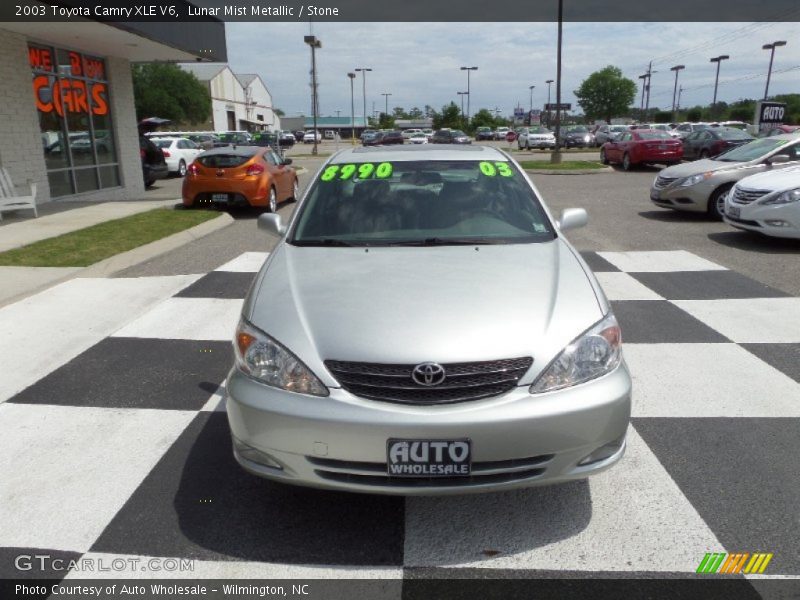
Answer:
[670,65,685,122]
[381,92,392,119]
[528,85,535,113]
[762,41,786,99]
[644,61,654,122]
[552,0,563,164]
[347,72,356,144]
[709,55,729,106]
[545,79,554,127]
[354,67,372,128]
[304,35,322,156]
[460,66,478,122]
[638,74,647,114]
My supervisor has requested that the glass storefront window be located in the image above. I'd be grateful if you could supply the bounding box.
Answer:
[29,44,120,198]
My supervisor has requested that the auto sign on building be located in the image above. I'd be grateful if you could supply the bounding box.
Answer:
[754,101,787,133]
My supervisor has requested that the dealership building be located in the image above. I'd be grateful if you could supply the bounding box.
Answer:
[0,14,226,204]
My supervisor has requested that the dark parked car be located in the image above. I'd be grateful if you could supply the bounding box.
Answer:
[279,131,296,147]
[475,126,494,141]
[362,131,384,146]
[380,131,404,145]
[682,127,754,160]
[186,133,218,150]
[431,129,471,144]
[250,132,278,147]
[140,135,168,187]
[559,125,595,148]
[294,130,306,142]
[600,129,683,170]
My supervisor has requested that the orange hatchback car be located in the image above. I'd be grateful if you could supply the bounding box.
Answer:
[182,146,299,211]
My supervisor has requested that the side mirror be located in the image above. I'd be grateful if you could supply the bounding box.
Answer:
[766,154,790,165]
[282,157,293,165]
[258,213,286,237]
[557,208,588,232]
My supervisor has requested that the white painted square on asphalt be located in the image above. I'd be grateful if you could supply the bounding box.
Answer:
[112,297,243,341]
[214,252,269,273]
[624,343,800,417]
[597,251,727,273]
[0,403,194,552]
[403,427,723,573]
[594,272,663,301]
[68,553,403,582]
[672,298,800,343]
[0,275,201,403]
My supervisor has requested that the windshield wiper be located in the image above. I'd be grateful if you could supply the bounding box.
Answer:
[292,239,358,247]
[388,237,502,246]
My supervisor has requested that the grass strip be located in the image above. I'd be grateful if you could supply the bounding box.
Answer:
[0,208,219,267]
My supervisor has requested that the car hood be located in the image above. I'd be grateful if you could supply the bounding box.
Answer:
[245,239,604,387]
[659,158,741,178]
[735,165,800,191]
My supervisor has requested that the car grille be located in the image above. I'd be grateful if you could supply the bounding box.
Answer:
[731,187,769,205]
[654,175,678,189]
[324,357,533,405]
[308,453,553,487]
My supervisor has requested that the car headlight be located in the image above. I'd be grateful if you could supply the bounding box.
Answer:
[584,135,591,142]
[234,319,328,396]
[759,187,800,205]
[530,312,622,394]
[678,172,712,187]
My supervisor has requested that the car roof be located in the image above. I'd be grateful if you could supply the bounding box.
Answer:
[199,145,262,156]
[330,144,507,163]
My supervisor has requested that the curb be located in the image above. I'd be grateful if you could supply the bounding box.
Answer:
[0,212,234,308]
[525,167,613,175]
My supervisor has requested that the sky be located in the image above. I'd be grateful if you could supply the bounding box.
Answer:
[223,21,800,119]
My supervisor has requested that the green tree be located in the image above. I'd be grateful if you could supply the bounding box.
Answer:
[274,108,285,117]
[407,107,424,119]
[470,108,497,129]
[132,63,211,124]
[574,66,637,123]
[432,102,465,130]
[686,106,703,122]
[377,112,396,129]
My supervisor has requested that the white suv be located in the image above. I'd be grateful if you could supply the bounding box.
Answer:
[402,129,423,139]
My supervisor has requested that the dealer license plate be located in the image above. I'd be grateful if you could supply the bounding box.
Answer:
[212,193,229,202]
[727,205,740,218]
[387,439,471,477]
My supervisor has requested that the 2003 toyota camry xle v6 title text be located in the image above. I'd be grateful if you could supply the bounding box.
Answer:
[226,145,632,494]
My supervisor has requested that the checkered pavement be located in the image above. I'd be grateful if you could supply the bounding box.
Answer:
[1,250,798,585]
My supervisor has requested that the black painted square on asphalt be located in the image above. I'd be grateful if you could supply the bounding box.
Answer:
[630,271,790,301]
[633,418,800,575]
[9,338,232,410]
[611,300,729,343]
[579,252,621,273]
[90,413,405,566]
[742,344,800,384]
[175,271,256,299]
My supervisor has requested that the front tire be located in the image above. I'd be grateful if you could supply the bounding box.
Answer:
[178,160,187,177]
[290,179,300,202]
[708,184,733,220]
[622,152,633,171]
[268,187,278,213]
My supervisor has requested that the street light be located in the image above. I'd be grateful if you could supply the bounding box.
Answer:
[460,66,478,122]
[528,85,535,113]
[545,79,553,127]
[670,65,685,121]
[355,67,372,128]
[457,91,468,119]
[762,41,786,99]
[709,55,729,106]
[347,72,356,144]
[381,92,392,118]
[303,35,321,155]
[552,0,563,164]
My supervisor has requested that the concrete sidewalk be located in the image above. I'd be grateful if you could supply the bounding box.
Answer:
[0,200,233,307]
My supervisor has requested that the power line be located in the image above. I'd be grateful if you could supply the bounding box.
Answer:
[648,64,800,100]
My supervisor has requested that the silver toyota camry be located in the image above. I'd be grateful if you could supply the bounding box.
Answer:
[226,145,631,495]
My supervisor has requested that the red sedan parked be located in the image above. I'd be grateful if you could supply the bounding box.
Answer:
[600,129,683,170]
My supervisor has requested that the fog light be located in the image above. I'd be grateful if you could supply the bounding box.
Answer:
[577,435,626,466]
[233,438,283,470]
[765,220,789,227]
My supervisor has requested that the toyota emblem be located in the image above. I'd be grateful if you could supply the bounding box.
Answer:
[411,362,446,386]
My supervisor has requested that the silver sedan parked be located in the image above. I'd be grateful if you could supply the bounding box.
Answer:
[226,145,631,495]
[649,134,800,219]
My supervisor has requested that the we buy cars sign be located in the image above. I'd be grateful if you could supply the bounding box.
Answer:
[755,101,787,132]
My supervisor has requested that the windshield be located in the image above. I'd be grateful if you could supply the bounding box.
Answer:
[714,138,789,162]
[290,159,555,246]
[637,131,672,140]
[153,140,173,148]
[530,127,551,134]
[718,128,752,140]
[569,126,589,133]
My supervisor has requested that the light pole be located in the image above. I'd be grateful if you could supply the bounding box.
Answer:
[709,55,729,106]
[355,67,372,128]
[304,35,321,155]
[460,66,478,122]
[528,85,535,113]
[762,41,786,99]
[347,72,356,144]
[552,0,563,164]
[670,65,685,121]
[457,91,467,119]
[545,79,553,127]
[381,92,392,119]
[638,74,648,113]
